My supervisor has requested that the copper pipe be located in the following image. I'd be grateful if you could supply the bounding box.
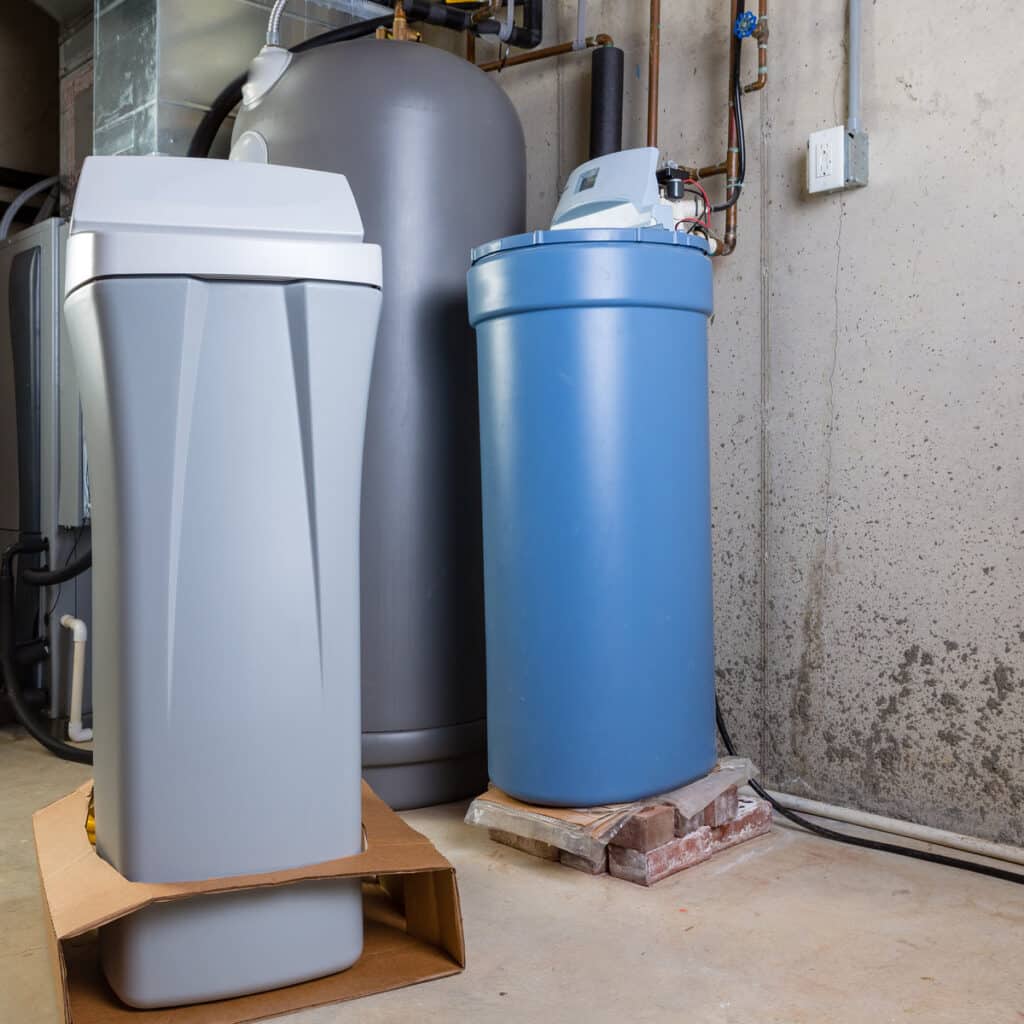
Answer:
[696,160,727,179]
[479,34,614,73]
[647,0,660,148]
[743,0,768,93]
[721,0,741,256]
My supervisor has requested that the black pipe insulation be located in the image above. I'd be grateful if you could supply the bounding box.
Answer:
[475,0,543,49]
[395,0,474,31]
[0,541,92,764]
[20,548,92,587]
[589,45,623,159]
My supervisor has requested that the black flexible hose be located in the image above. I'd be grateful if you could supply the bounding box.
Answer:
[21,549,92,587]
[712,73,745,213]
[714,696,1024,886]
[0,543,92,764]
[186,14,396,159]
[712,3,746,214]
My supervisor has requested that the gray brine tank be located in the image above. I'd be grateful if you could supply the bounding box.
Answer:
[234,37,526,808]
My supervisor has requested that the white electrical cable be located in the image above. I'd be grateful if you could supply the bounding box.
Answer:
[574,0,587,50]
[266,0,288,46]
[766,789,1024,868]
[498,0,516,43]
[0,176,59,241]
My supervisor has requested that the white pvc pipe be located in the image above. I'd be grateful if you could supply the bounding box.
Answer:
[0,176,59,241]
[847,0,862,132]
[574,0,587,50]
[60,615,92,743]
[767,789,1024,868]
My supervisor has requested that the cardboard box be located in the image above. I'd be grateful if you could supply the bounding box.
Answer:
[34,781,465,1023]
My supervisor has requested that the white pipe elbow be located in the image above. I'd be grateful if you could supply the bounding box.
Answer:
[60,615,93,743]
[60,614,87,643]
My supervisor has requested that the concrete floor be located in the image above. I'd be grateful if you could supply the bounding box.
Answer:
[4,726,1024,1024]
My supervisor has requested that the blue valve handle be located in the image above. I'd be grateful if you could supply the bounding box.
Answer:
[734,10,758,38]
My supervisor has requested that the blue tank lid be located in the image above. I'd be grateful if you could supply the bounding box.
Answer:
[471,226,710,264]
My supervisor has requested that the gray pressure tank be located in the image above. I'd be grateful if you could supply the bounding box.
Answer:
[234,38,526,808]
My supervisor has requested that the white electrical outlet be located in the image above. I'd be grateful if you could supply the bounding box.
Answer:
[807,125,846,194]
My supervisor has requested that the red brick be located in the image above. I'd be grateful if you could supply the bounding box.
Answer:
[489,829,560,861]
[560,849,608,875]
[608,827,712,886]
[676,811,704,836]
[703,786,740,828]
[675,786,739,836]
[710,797,772,852]
[609,805,676,852]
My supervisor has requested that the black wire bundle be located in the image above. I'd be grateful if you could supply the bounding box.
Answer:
[712,2,746,213]
[715,696,1024,886]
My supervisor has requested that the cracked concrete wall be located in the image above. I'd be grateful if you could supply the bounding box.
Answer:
[764,1,1024,844]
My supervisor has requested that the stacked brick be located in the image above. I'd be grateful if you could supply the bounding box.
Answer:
[488,788,773,887]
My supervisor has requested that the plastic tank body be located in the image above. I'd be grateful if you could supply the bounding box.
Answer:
[468,228,717,807]
[234,38,526,809]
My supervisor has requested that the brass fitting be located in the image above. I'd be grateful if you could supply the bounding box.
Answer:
[376,0,422,42]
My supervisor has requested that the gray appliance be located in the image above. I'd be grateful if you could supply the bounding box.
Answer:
[233,36,526,808]
[0,217,91,729]
[64,155,380,1008]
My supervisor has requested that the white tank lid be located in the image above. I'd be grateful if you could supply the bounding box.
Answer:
[65,156,382,296]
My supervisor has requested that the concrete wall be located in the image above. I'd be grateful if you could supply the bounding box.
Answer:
[479,0,1023,844]
[764,1,1024,845]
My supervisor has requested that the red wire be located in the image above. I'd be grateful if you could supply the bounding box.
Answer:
[683,178,712,228]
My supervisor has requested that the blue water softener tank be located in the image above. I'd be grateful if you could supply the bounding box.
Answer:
[467,151,717,806]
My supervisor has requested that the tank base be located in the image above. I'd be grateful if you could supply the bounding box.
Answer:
[490,756,718,810]
[100,878,362,1009]
[362,719,488,810]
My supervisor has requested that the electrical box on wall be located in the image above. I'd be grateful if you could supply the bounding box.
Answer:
[807,125,869,195]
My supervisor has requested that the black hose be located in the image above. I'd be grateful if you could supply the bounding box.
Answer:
[712,73,745,212]
[21,549,92,587]
[0,543,92,764]
[186,73,249,159]
[714,696,1024,886]
[186,15,396,159]
[290,13,393,53]
[589,45,624,159]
